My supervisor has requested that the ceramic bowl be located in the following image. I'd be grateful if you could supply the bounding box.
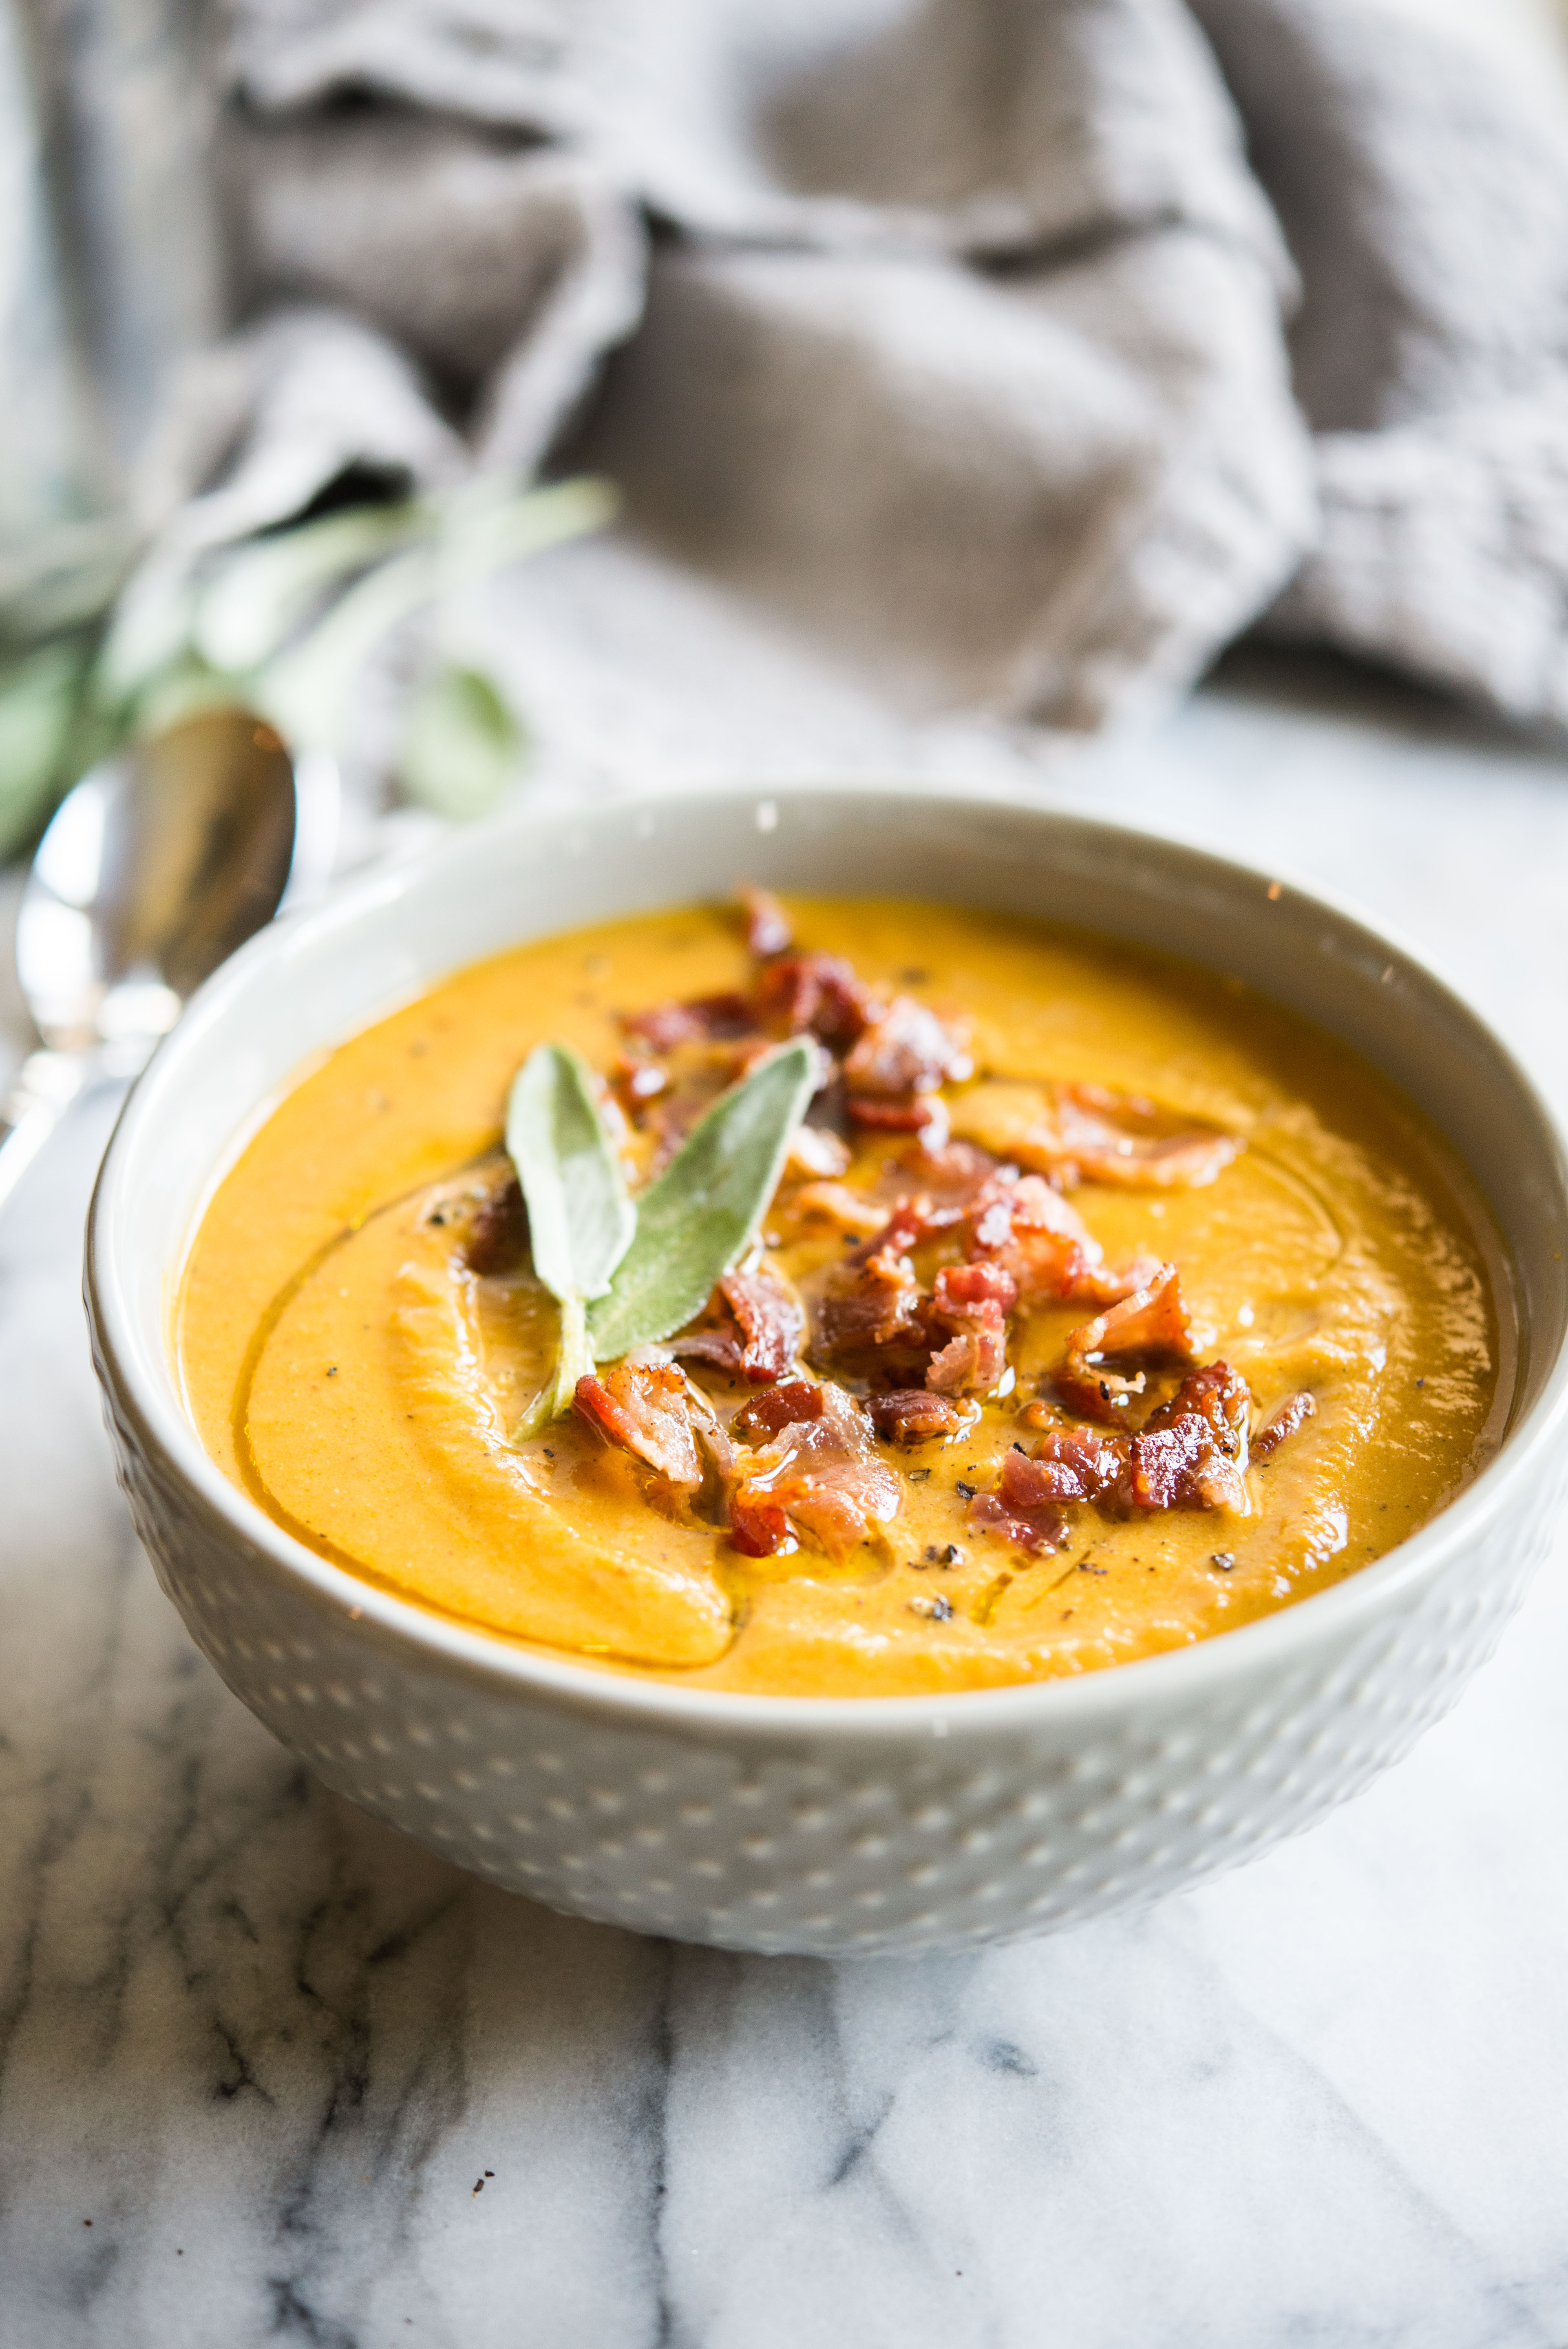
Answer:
[86,785,1568,1958]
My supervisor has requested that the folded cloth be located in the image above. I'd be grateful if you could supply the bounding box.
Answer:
[1194,0,1568,727]
[566,0,1315,726]
[49,0,1568,736]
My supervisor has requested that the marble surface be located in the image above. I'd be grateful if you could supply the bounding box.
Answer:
[4,534,1568,2347]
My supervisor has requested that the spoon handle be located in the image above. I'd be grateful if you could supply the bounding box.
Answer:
[0,1051,89,1215]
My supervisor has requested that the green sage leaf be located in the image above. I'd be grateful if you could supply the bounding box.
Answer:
[506,1042,636,1420]
[193,500,421,673]
[398,661,523,821]
[0,641,86,857]
[588,1041,816,1361]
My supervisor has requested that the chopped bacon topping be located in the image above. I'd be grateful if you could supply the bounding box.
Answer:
[967,1492,1069,1555]
[1074,1260,1193,1360]
[969,1427,1124,1552]
[846,1199,934,1266]
[814,1202,935,1366]
[974,1362,1254,1547]
[876,1136,996,1213]
[1055,1262,1194,1420]
[733,1379,825,1442]
[1123,1363,1250,1513]
[925,1261,1017,1395]
[1016,1422,1129,1504]
[817,1239,927,1357]
[617,1033,784,1172]
[463,1176,528,1275]
[574,1363,704,1498]
[682,1377,737,1483]
[621,992,757,1051]
[590,926,1263,1558]
[722,1267,805,1381]
[1075,1253,1168,1309]
[1254,1389,1316,1459]
[1036,1085,1241,1190]
[740,884,793,960]
[952,1079,1241,1192]
[967,1451,1074,1554]
[785,1179,889,1236]
[670,1264,804,1384]
[846,1094,950,1135]
[965,1172,1104,1304]
[784,1125,852,1180]
[867,1389,964,1443]
[727,1381,901,1561]
[755,952,877,1050]
[842,995,972,1099]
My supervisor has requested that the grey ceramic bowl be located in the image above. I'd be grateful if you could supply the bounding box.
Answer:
[86,784,1568,1956]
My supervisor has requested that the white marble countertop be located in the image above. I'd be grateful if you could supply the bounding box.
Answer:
[4,537,1568,2348]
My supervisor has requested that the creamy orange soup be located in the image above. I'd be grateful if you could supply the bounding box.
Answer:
[177,897,1506,1696]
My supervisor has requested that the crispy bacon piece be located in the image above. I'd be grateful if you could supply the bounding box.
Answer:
[846,1200,934,1264]
[846,1094,951,1140]
[967,1492,1068,1554]
[727,1381,901,1561]
[1123,1363,1251,1513]
[867,1389,964,1443]
[875,1136,997,1213]
[574,1363,704,1499]
[681,1375,736,1484]
[722,1267,804,1381]
[926,1261,1018,1395]
[811,1174,965,1248]
[816,1238,927,1357]
[1076,1253,1167,1308]
[1055,1262,1193,1421]
[964,1172,1105,1303]
[670,1265,804,1384]
[967,1458,1071,1555]
[1047,1085,1241,1191]
[755,952,877,1050]
[1254,1389,1316,1459]
[954,1080,1241,1191]
[625,1036,782,1171]
[842,995,972,1099]
[463,1177,528,1275]
[1018,1423,1128,1503]
[1073,1260,1193,1359]
[969,1427,1124,1553]
[784,1125,853,1180]
[786,1179,889,1236]
[813,1198,946,1366]
[621,992,758,1051]
[980,1366,1252,1537]
[733,1379,825,1442]
[740,883,793,960]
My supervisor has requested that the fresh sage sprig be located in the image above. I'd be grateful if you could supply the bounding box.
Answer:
[506,1037,816,1427]
[506,1042,638,1432]
[586,1041,815,1360]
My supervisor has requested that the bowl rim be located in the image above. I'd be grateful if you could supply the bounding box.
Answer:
[86,776,1568,1740]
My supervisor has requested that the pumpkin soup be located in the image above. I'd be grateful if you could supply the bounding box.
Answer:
[176,893,1505,1695]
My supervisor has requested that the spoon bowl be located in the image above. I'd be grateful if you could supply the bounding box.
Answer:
[0,705,336,1209]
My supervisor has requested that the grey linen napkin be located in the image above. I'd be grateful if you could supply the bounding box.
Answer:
[27,0,1568,738]
[1195,0,1568,731]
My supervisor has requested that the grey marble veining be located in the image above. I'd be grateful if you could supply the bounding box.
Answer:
[4,535,1568,2346]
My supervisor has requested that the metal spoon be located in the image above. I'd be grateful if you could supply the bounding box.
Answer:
[0,705,338,1212]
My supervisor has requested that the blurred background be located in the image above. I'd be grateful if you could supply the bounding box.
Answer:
[5,0,1568,870]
